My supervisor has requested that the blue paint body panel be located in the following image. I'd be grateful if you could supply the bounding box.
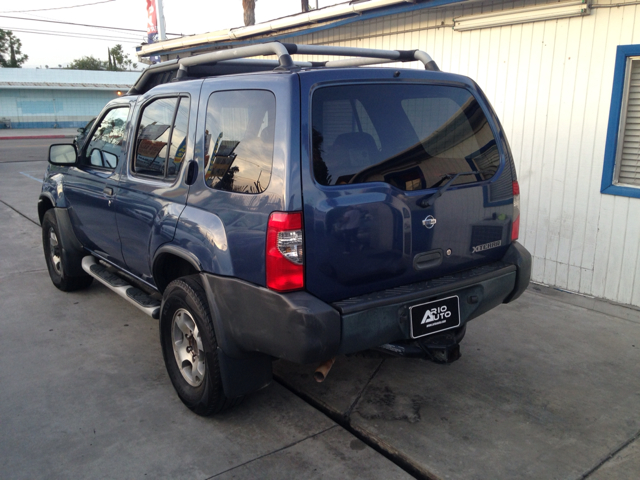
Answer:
[184,73,301,286]
[298,68,516,303]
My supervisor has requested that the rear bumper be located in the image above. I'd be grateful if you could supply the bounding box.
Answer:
[202,241,531,364]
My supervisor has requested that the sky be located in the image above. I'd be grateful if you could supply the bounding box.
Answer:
[0,0,342,69]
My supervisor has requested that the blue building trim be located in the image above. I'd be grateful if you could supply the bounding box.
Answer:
[601,44,640,199]
[147,0,467,58]
[7,121,87,129]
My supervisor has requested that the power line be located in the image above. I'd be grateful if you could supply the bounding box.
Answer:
[1,25,141,41]
[1,27,141,43]
[0,14,186,36]
[0,0,115,14]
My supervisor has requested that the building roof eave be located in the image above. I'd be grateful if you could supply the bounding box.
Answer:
[138,0,469,58]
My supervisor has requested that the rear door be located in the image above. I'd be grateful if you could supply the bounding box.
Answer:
[115,82,200,285]
[300,71,516,303]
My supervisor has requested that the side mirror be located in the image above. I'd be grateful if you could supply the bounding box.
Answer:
[77,127,85,133]
[49,144,78,165]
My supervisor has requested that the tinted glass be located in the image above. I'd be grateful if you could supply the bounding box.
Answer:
[134,97,177,178]
[312,85,499,190]
[167,98,190,181]
[85,107,129,170]
[204,90,275,194]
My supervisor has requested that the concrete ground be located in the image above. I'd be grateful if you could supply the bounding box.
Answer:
[274,289,640,479]
[1,134,639,479]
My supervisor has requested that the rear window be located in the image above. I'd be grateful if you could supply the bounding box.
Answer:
[311,85,500,190]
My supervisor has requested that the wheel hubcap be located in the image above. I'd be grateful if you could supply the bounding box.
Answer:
[48,228,62,276]
[171,309,205,387]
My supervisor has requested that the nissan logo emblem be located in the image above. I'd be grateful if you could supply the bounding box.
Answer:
[422,215,437,229]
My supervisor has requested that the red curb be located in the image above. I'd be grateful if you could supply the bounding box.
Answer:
[0,135,73,140]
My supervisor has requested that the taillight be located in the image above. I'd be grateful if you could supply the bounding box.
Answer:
[266,211,304,292]
[511,180,520,241]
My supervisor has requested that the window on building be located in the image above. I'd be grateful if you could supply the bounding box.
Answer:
[84,107,129,170]
[203,90,275,194]
[133,96,190,180]
[602,45,640,198]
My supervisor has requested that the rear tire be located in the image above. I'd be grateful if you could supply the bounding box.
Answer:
[42,209,93,292]
[160,276,240,416]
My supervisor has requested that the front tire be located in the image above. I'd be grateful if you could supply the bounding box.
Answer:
[160,276,240,416]
[42,209,93,292]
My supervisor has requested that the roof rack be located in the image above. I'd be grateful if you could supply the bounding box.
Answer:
[129,41,439,95]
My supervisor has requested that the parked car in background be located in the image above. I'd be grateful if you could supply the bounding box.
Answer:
[38,42,531,417]
[73,117,96,150]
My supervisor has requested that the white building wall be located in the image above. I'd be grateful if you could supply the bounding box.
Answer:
[0,69,140,128]
[290,0,640,307]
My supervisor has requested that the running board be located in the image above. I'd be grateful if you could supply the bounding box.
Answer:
[81,256,161,319]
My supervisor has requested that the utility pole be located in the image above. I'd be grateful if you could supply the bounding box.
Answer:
[156,0,166,41]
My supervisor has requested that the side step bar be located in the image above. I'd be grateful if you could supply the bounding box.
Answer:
[81,256,161,319]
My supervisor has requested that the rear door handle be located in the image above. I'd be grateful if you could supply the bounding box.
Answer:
[103,186,114,196]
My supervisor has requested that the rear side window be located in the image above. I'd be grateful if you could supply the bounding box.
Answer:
[133,96,189,180]
[204,90,275,194]
[312,85,500,190]
[84,107,129,170]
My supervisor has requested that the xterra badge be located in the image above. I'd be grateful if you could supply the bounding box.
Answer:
[472,240,502,253]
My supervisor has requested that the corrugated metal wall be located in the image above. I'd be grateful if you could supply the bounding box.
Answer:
[290,0,640,307]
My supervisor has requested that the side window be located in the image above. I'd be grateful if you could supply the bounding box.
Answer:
[203,90,275,194]
[133,96,190,180]
[84,107,129,170]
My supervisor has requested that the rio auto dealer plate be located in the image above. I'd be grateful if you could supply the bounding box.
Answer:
[409,295,461,339]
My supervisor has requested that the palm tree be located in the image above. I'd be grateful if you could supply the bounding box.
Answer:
[242,0,255,26]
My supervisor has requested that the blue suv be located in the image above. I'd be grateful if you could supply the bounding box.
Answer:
[39,42,531,416]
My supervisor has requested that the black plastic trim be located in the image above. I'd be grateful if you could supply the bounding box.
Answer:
[216,347,273,398]
[396,49,418,62]
[198,243,531,366]
[337,271,516,355]
[37,194,55,225]
[201,274,341,364]
[502,241,532,303]
[153,245,202,273]
[53,207,87,277]
[333,262,516,315]
[424,60,440,72]
[90,263,128,287]
[413,249,443,271]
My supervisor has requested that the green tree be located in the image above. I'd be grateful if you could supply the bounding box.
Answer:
[68,55,105,71]
[68,44,137,71]
[0,29,29,68]
[106,44,137,71]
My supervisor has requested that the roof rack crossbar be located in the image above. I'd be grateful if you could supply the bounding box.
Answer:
[215,58,313,68]
[281,43,439,71]
[176,42,294,80]
[180,42,293,69]
[324,57,396,68]
[128,42,439,95]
